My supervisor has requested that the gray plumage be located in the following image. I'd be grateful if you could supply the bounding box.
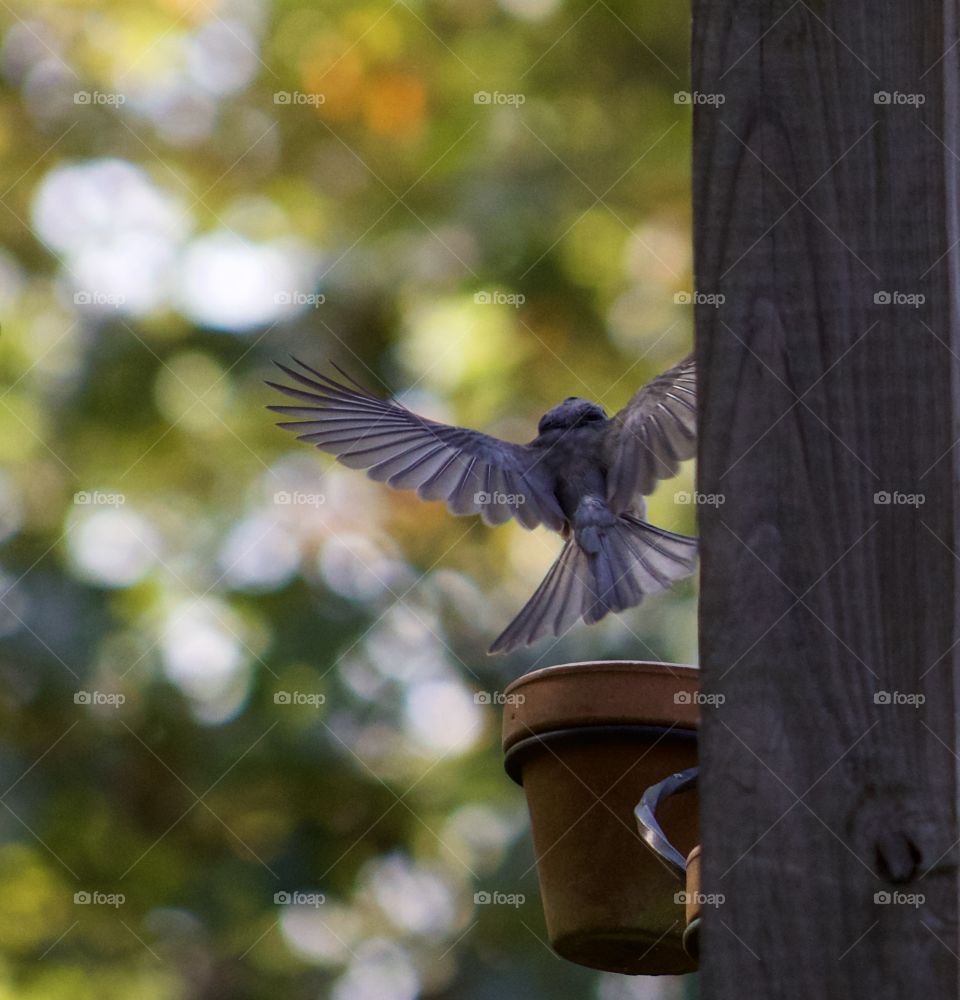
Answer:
[267,354,697,654]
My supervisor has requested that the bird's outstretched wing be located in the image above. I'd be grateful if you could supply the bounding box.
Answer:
[267,358,565,531]
[603,354,697,513]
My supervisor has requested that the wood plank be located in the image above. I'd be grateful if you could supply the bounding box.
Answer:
[693,2,960,994]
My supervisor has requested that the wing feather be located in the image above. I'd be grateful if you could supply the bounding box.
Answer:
[604,355,697,512]
[267,358,566,530]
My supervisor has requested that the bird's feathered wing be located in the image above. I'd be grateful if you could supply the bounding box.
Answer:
[267,358,565,531]
[604,354,697,513]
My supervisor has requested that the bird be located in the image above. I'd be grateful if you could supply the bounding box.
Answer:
[266,354,697,654]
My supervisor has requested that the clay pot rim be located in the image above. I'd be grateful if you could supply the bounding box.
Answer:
[503,659,698,697]
[503,723,697,785]
[502,660,700,754]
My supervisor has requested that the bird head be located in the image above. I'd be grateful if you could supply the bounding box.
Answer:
[537,397,607,435]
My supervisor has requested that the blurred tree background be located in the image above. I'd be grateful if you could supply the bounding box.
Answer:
[0,0,699,996]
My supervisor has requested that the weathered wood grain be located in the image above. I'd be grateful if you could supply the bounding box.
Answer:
[694,2,960,995]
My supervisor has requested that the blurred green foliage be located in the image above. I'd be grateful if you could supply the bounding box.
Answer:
[0,0,698,996]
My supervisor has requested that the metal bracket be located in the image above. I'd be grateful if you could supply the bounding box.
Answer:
[634,766,699,880]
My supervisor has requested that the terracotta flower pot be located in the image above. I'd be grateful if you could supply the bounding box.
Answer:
[683,844,703,960]
[502,661,700,976]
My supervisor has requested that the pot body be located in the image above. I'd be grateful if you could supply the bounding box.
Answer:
[502,661,699,976]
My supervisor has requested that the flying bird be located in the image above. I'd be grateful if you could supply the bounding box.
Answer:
[267,355,697,654]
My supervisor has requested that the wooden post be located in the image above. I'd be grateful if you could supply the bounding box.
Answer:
[694,2,960,995]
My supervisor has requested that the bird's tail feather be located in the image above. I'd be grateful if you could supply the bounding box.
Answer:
[488,516,697,655]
